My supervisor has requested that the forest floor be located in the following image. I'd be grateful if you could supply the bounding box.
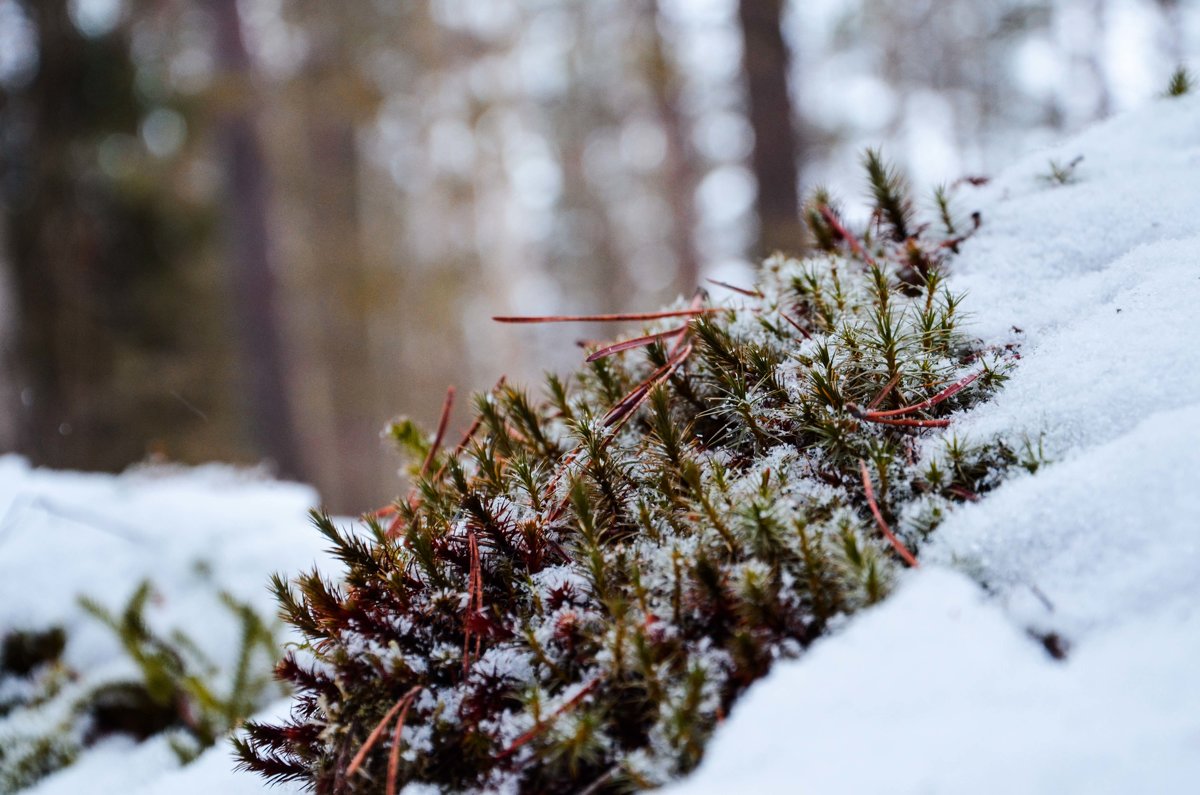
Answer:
[4,95,1200,794]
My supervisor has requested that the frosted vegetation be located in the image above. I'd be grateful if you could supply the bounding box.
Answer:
[3,88,1199,794]
[231,151,1025,794]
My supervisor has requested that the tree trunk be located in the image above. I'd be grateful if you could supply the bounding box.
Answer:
[211,0,305,479]
[737,0,805,258]
[647,0,702,294]
[5,0,72,466]
[299,31,384,512]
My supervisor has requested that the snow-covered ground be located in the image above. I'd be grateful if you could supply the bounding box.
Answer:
[4,95,1200,793]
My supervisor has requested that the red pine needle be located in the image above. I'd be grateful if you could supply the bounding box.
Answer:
[585,326,687,362]
[420,386,456,475]
[386,687,421,795]
[855,414,952,428]
[779,311,812,340]
[433,376,506,484]
[947,485,980,502]
[462,529,484,677]
[868,369,983,418]
[543,295,700,523]
[346,694,412,777]
[493,308,718,324]
[705,278,762,298]
[819,205,876,266]
[496,677,603,760]
[866,371,903,411]
[602,342,692,427]
[859,459,919,568]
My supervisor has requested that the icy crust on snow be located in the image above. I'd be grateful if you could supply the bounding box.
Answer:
[0,458,330,795]
[672,97,1200,793]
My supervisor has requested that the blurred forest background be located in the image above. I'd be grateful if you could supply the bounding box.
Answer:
[0,0,1194,512]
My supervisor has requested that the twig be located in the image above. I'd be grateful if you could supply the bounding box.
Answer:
[859,460,919,568]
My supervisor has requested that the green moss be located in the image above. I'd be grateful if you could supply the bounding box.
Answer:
[1164,66,1193,97]
[239,155,1023,793]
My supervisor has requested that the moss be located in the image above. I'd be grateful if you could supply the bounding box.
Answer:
[0,733,78,793]
[239,155,1024,793]
[1164,66,1193,98]
[1,628,66,678]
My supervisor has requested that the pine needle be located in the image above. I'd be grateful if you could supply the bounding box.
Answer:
[494,309,718,324]
[859,459,919,568]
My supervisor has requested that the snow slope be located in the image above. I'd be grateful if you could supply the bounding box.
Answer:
[5,95,1200,794]
[670,96,1200,794]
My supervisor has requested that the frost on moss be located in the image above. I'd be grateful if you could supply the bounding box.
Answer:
[238,157,1020,794]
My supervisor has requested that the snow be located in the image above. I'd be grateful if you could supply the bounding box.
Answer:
[670,96,1200,794]
[669,571,1200,795]
[6,95,1200,794]
[0,459,327,794]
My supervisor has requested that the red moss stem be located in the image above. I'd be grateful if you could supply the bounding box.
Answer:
[866,371,903,411]
[346,692,412,777]
[779,311,812,340]
[462,529,483,677]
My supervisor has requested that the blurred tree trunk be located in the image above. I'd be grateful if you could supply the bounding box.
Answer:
[297,22,384,511]
[4,0,79,467]
[1,0,153,470]
[211,0,305,480]
[647,0,701,294]
[737,0,805,257]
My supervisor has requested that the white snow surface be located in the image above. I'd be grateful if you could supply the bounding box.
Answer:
[670,97,1200,794]
[5,97,1200,794]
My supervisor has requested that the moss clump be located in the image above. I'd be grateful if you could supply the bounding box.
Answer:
[238,156,1019,793]
[1164,66,1193,97]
